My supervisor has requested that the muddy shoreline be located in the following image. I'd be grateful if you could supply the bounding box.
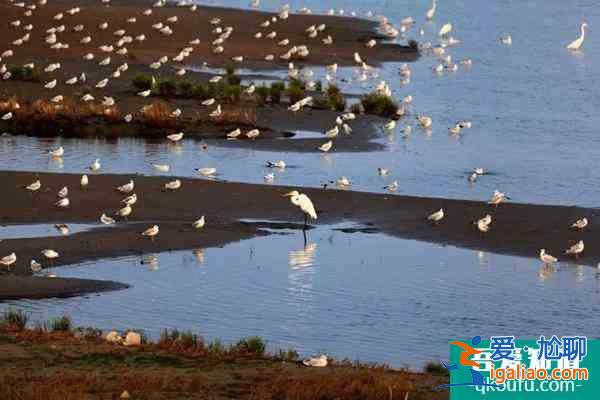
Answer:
[1,170,598,300]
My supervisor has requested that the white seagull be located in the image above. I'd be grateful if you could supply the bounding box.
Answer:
[539,249,558,265]
[565,240,584,258]
[428,209,444,224]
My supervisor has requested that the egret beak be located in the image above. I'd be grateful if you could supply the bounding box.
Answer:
[283,192,294,197]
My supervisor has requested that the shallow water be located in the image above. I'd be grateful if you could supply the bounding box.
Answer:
[2,224,599,368]
[0,223,104,240]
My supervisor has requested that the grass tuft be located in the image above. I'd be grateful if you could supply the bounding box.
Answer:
[360,91,399,118]
[1,308,28,330]
[424,361,450,376]
[49,316,72,332]
[235,336,266,356]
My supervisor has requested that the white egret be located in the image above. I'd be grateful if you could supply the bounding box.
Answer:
[283,190,317,228]
[567,22,588,51]
[426,0,436,20]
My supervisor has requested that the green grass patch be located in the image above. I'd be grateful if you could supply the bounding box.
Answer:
[1,308,28,330]
[49,316,72,332]
[360,91,399,118]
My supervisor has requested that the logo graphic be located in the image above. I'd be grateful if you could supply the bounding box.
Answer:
[442,336,599,399]
[440,336,500,388]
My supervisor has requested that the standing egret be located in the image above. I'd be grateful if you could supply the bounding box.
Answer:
[426,0,436,20]
[283,190,317,229]
[567,22,588,51]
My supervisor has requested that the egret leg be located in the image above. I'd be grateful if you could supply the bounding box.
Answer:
[303,214,307,230]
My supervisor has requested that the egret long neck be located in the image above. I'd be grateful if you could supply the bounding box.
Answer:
[580,24,586,41]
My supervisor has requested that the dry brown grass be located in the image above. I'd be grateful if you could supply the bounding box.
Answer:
[250,370,415,400]
[213,107,258,126]
[0,97,21,114]
[140,101,174,127]
[2,98,121,124]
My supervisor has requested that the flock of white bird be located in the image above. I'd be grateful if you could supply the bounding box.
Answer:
[0,0,593,277]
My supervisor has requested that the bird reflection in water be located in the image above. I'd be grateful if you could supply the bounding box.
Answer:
[537,264,555,282]
[289,242,317,270]
[141,253,159,270]
[193,248,205,265]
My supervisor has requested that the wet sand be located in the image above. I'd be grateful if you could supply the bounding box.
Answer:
[1,170,598,299]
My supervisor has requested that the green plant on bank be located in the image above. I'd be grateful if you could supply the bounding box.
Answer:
[269,82,285,104]
[313,84,347,111]
[9,65,41,82]
[223,84,242,102]
[177,80,195,98]
[360,91,399,118]
[225,64,242,86]
[235,336,266,356]
[255,85,270,105]
[207,338,226,355]
[1,308,28,329]
[286,82,305,104]
[156,77,178,96]
[132,74,153,91]
[159,329,201,349]
[314,80,323,92]
[49,316,72,332]
[424,361,450,376]
[275,347,299,362]
[326,84,346,111]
